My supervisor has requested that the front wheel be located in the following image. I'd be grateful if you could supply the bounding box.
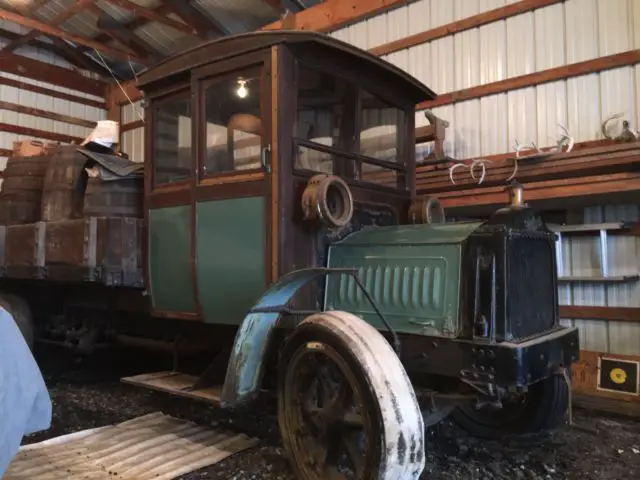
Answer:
[277,311,425,480]
[451,373,570,440]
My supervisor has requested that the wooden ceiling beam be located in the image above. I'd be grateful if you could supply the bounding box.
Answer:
[262,0,285,12]
[1,52,106,97]
[262,0,413,32]
[0,8,144,62]
[91,4,160,61]
[161,0,228,37]
[85,2,173,56]
[0,0,112,75]
[51,38,112,74]
[0,25,72,63]
[0,0,97,54]
[102,0,198,36]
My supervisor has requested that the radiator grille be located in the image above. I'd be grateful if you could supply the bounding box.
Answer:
[506,235,556,340]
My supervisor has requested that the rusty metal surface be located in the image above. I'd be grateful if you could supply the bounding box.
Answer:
[2,223,41,279]
[220,268,340,408]
[4,411,259,480]
[0,217,144,287]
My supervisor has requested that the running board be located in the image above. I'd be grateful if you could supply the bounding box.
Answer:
[121,371,222,405]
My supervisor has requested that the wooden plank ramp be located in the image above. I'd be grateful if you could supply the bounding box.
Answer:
[5,412,259,480]
[121,371,223,404]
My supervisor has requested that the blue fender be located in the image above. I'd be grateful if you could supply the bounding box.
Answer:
[220,268,340,408]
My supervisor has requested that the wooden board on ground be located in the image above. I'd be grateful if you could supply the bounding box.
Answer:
[121,371,223,404]
[5,412,259,480]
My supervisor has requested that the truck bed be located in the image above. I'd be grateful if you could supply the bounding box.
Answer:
[0,216,144,288]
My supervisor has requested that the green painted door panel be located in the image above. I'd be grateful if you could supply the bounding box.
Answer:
[325,244,462,337]
[196,196,266,324]
[148,206,196,313]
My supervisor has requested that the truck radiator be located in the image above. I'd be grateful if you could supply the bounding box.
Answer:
[506,233,557,340]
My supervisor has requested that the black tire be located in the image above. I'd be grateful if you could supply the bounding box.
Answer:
[452,374,569,440]
[277,311,425,480]
[0,292,35,351]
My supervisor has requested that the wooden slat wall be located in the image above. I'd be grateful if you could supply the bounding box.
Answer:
[0,22,107,182]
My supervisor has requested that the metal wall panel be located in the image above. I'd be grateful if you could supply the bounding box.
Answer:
[121,100,145,163]
[558,205,640,355]
[330,0,640,355]
[333,0,638,158]
[0,38,106,183]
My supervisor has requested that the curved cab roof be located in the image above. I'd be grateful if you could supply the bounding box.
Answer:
[137,31,436,104]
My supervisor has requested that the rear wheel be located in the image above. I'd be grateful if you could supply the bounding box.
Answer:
[277,311,425,480]
[0,292,34,351]
[452,374,569,440]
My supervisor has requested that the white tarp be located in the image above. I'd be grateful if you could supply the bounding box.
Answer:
[0,308,52,476]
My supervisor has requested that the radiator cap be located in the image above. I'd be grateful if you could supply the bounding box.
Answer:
[507,180,526,209]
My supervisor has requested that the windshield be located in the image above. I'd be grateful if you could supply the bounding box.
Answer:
[293,65,408,191]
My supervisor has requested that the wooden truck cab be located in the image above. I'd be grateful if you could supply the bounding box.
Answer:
[141,31,436,324]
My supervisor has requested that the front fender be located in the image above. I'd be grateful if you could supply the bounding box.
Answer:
[220,268,342,408]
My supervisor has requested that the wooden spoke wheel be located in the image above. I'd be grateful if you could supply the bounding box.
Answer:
[277,312,426,480]
[281,340,374,478]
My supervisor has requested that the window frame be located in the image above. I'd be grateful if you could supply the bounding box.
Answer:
[148,88,194,191]
[197,65,265,181]
[292,61,414,192]
[191,51,271,186]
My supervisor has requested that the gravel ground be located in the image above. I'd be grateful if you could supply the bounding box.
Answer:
[22,345,640,480]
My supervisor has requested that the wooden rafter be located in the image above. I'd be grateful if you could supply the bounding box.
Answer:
[0,25,73,64]
[262,0,284,12]
[162,0,229,37]
[0,0,97,54]
[0,8,144,62]
[51,38,107,73]
[262,0,412,32]
[2,52,106,96]
[0,0,113,75]
[83,2,173,57]
[102,0,198,36]
[91,4,158,60]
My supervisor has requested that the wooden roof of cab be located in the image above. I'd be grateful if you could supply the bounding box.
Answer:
[137,31,437,104]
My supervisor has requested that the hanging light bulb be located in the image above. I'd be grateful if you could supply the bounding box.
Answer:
[236,80,248,98]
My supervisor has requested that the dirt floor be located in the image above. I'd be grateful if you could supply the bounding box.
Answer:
[22,345,640,480]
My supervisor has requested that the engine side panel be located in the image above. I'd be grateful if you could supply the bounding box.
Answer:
[325,243,462,337]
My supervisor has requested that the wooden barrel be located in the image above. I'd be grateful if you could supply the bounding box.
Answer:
[41,146,88,222]
[0,155,49,225]
[83,177,144,218]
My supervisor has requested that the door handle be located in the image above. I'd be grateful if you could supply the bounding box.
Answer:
[261,144,272,173]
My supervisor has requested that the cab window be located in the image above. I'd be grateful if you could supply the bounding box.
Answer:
[202,69,263,177]
[152,94,192,185]
[294,65,406,190]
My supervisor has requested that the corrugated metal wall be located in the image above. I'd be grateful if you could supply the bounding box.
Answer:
[0,20,106,186]
[558,206,640,355]
[330,0,639,356]
[121,100,145,163]
[331,0,638,158]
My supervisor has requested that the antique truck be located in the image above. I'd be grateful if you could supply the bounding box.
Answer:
[0,31,579,479]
